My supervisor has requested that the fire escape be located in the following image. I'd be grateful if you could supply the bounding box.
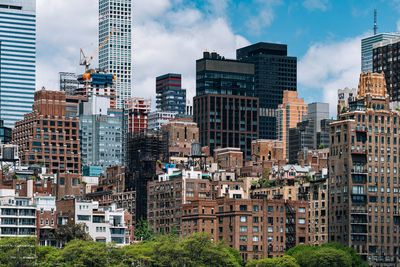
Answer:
[285,200,296,250]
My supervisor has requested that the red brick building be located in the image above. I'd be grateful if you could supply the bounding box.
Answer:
[13,90,81,175]
[182,195,308,262]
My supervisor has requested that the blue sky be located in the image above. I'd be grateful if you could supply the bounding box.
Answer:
[37,0,399,116]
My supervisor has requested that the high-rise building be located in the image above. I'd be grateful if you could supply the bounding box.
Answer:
[276,91,307,159]
[156,73,186,115]
[77,70,117,109]
[373,37,400,102]
[98,0,132,109]
[361,33,400,73]
[237,42,297,139]
[147,111,177,131]
[12,90,81,174]
[193,51,258,160]
[0,0,36,128]
[59,72,79,95]
[329,72,400,264]
[124,97,151,133]
[0,119,11,144]
[79,96,123,172]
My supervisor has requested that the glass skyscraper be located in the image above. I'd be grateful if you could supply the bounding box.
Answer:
[0,0,36,128]
[361,33,400,73]
[98,0,132,109]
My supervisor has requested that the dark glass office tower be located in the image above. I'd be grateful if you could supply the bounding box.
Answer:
[193,51,258,161]
[237,42,297,139]
[156,73,186,115]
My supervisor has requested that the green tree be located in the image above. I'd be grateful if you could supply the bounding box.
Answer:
[307,247,352,267]
[121,240,155,266]
[246,255,299,267]
[0,236,37,267]
[60,239,110,267]
[135,218,155,241]
[54,222,92,245]
[321,242,369,267]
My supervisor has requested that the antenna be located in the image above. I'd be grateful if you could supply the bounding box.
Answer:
[374,9,377,35]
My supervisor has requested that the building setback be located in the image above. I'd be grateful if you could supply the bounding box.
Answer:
[194,51,258,160]
[156,73,186,115]
[124,97,151,133]
[98,0,132,108]
[237,42,297,139]
[12,90,81,175]
[0,0,36,128]
[329,72,400,265]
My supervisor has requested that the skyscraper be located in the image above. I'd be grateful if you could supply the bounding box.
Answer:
[98,0,132,109]
[0,0,36,128]
[237,42,297,139]
[59,72,78,95]
[156,73,186,115]
[193,51,258,160]
[361,33,400,73]
[276,91,307,159]
[373,37,400,102]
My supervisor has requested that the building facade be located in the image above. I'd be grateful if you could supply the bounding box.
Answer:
[98,0,132,108]
[12,90,81,174]
[237,42,297,139]
[124,97,151,133]
[0,0,36,128]
[277,91,307,159]
[156,73,186,115]
[148,111,177,131]
[59,72,79,95]
[361,33,400,73]
[373,37,400,102]
[329,72,400,265]
[193,51,258,160]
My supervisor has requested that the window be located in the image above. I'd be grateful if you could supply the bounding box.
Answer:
[253,236,259,242]
[240,216,247,223]
[298,207,306,213]
[239,226,247,232]
[298,218,306,224]
[253,226,259,233]
[240,205,247,211]
[239,235,247,241]
[268,206,273,213]
[268,226,273,232]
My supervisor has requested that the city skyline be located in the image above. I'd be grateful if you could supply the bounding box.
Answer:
[35,0,400,117]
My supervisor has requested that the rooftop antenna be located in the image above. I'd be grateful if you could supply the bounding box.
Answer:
[373,9,377,35]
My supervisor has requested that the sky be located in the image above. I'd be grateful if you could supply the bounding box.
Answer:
[36,0,400,116]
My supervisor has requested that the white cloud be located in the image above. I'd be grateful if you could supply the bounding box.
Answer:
[36,0,249,109]
[298,35,364,117]
[302,0,329,11]
[245,0,282,35]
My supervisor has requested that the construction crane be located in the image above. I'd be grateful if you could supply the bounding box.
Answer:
[80,28,117,72]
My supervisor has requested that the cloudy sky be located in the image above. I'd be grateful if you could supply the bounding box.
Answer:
[36,0,400,116]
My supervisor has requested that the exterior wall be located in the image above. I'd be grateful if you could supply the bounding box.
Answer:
[214,147,243,170]
[156,73,186,115]
[35,195,56,246]
[13,90,81,175]
[99,0,132,108]
[236,42,297,140]
[0,0,36,128]
[113,191,136,224]
[251,139,284,163]
[124,97,151,133]
[182,196,308,262]
[148,111,177,131]
[55,173,83,200]
[277,91,307,159]
[306,179,328,246]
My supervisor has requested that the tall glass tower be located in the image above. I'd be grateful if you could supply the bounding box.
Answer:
[98,0,132,109]
[0,0,36,128]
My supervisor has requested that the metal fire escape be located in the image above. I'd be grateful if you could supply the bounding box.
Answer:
[285,200,296,250]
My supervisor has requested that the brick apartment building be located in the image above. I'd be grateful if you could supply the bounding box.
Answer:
[181,195,308,262]
[13,90,81,175]
[329,72,400,265]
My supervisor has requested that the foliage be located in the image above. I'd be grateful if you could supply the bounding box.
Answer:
[246,255,299,267]
[54,222,92,245]
[0,236,37,267]
[341,106,348,113]
[135,218,155,241]
[318,144,325,149]
[286,243,365,267]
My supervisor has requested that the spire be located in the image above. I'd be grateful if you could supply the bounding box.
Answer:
[374,9,377,35]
